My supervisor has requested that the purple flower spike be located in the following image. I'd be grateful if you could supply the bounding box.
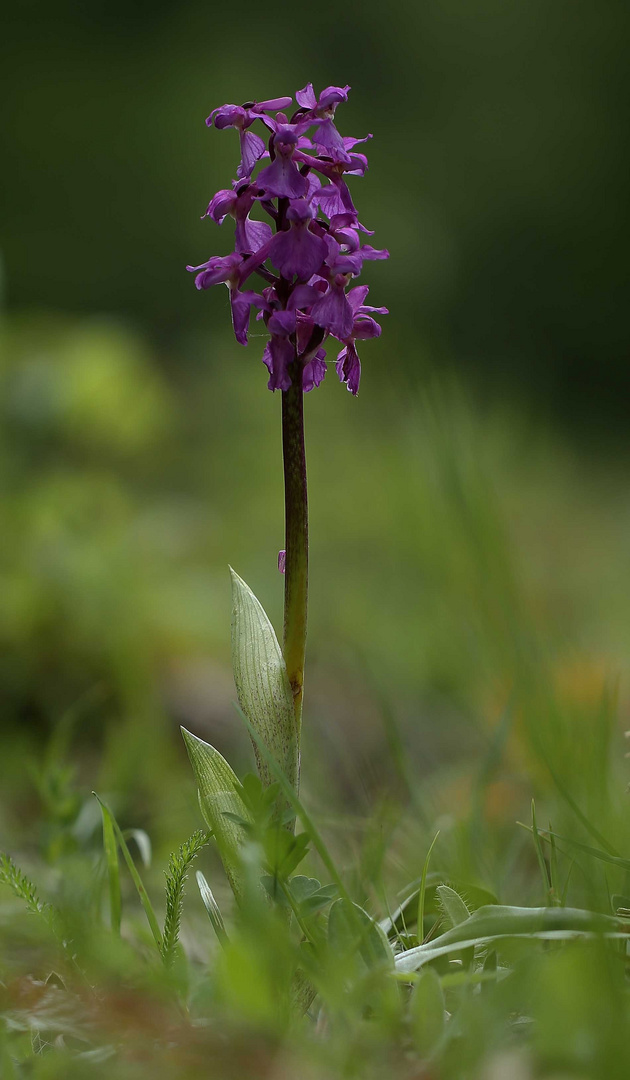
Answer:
[188,83,387,393]
[278,549,286,573]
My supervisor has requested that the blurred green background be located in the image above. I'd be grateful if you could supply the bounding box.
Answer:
[1,0,629,880]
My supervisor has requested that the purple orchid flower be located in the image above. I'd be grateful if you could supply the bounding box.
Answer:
[186,251,243,291]
[268,199,328,281]
[208,97,293,179]
[262,309,297,391]
[335,287,388,395]
[310,274,355,341]
[189,84,388,392]
[297,315,327,391]
[230,288,268,346]
[257,123,311,200]
[204,183,272,255]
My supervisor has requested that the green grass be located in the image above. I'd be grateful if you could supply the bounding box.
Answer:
[1,312,630,1078]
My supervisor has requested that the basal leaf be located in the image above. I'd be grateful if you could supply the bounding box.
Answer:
[395,904,626,973]
[436,884,470,928]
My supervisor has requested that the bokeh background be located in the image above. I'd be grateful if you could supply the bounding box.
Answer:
[1,0,629,898]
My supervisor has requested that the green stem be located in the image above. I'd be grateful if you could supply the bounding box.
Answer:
[282,359,308,754]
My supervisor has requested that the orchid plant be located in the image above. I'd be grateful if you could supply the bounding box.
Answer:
[182,83,388,893]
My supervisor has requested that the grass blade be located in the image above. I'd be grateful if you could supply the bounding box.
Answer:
[531,800,552,903]
[546,764,620,857]
[525,826,630,875]
[93,794,162,951]
[196,870,228,948]
[98,802,121,934]
[548,823,562,906]
[417,832,440,941]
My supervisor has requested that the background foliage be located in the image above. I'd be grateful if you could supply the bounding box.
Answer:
[1,2,629,1077]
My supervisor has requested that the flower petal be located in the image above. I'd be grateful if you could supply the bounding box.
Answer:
[209,104,246,129]
[230,289,267,346]
[251,96,293,112]
[204,188,236,222]
[336,341,361,395]
[296,83,317,110]
[256,155,309,199]
[237,129,266,179]
[235,216,273,255]
[311,283,354,340]
[263,337,294,391]
[303,352,327,392]
[269,226,328,282]
[317,85,350,111]
[268,309,296,337]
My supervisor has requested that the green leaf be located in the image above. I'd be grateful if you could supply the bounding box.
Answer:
[235,704,351,906]
[328,898,393,971]
[196,870,228,947]
[409,966,445,1056]
[395,904,626,973]
[230,568,298,793]
[93,794,162,951]
[181,727,251,901]
[436,884,470,928]
[288,875,322,904]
